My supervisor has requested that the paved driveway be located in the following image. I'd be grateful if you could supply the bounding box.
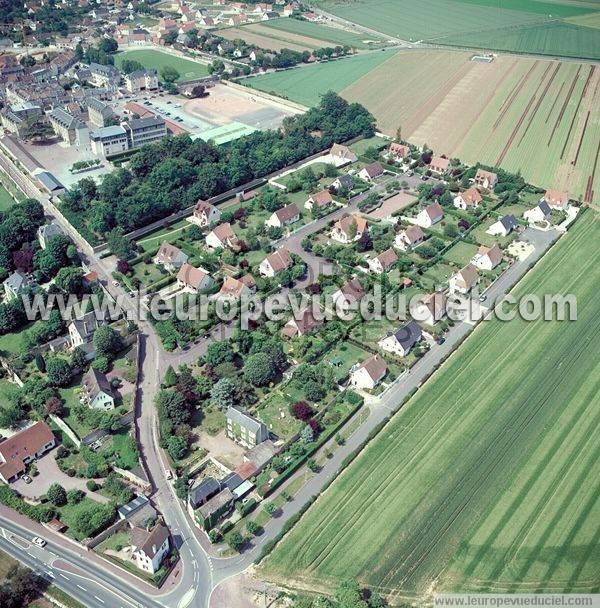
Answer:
[12,449,109,503]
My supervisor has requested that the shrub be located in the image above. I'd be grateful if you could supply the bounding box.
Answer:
[47,483,67,507]
[86,480,99,492]
[67,489,85,504]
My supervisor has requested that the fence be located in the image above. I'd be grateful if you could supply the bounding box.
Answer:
[49,414,81,448]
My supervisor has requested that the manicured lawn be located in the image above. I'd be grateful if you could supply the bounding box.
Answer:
[443,240,479,266]
[469,219,518,248]
[114,49,209,82]
[349,136,389,156]
[0,184,15,211]
[58,497,115,541]
[324,341,372,381]
[246,49,398,107]
[261,215,600,601]
[95,529,131,554]
[255,392,303,442]
[420,261,456,290]
[136,219,190,253]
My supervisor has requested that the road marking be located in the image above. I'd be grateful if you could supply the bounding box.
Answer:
[94,596,105,604]
[59,573,69,580]
[177,587,195,608]
[77,584,87,591]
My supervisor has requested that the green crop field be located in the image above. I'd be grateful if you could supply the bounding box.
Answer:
[261,214,600,603]
[443,20,600,60]
[314,0,599,59]
[260,17,384,49]
[114,49,209,82]
[245,49,397,106]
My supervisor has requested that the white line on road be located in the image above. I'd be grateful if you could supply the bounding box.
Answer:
[94,596,105,604]
[77,584,87,591]
[59,573,69,580]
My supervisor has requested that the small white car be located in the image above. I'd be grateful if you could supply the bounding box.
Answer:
[21,474,32,484]
[165,470,173,480]
[32,537,46,548]
[112,281,120,287]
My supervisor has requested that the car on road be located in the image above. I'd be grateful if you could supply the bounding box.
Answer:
[436,337,446,345]
[128,291,135,298]
[421,174,429,181]
[21,474,32,484]
[32,537,46,547]
[165,469,172,480]
[112,280,120,287]
[479,294,488,302]
[406,170,414,177]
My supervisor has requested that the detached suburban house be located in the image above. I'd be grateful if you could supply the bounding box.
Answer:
[331,214,368,243]
[332,174,354,192]
[487,214,518,237]
[37,222,63,249]
[454,187,482,210]
[415,202,444,228]
[412,291,447,326]
[542,189,569,210]
[266,203,301,228]
[3,271,33,300]
[389,142,410,160]
[68,311,104,349]
[378,320,422,357]
[358,161,384,182]
[332,278,366,310]
[205,223,240,250]
[281,307,323,338]
[259,248,293,278]
[81,368,116,410]
[191,200,221,227]
[474,168,498,190]
[130,523,170,575]
[177,263,213,293]
[368,248,398,274]
[395,225,425,251]
[449,263,480,294]
[429,156,450,176]
[0,421,56,484]
[217,275,256,300]
[226,407,269,448]
[472,244,503,271]
[305,190,334,211]
[154,242,188,271]
[524,200,551,224]
[350,354,387,390]
[330,143,357,165]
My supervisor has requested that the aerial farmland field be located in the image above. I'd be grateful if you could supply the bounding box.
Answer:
[245,49,397,106]
[249,49,600,200]
[314,0,599,59]
[261,215,600,603]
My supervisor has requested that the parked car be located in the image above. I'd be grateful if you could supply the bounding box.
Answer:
[32,537,46,547]
[479,294,488,302]
[436,337,446,345]
[21,474,32,484]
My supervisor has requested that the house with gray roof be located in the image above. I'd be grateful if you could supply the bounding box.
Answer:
[47,107,89,146]
[68,311,104,349]
[378,320,422,357]
[226,407,269,448]
[37,222,63,249]
[86,97,114,128]
[81,368,116,410]
[486,214,519,237]
[188,477,221,513]
[4,271,34,300]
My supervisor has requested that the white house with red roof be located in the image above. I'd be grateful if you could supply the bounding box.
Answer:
[350,354,387,390]
[259,248,293,278]
[177,264,213,292]
[454,187,482,210]
[0,422,56,483]
[190,200,221,228]
[415,202,444,228]
[471,244,503,271]
[429,156,450,175]
[266,203,300,228]
[541,189,569,210]
[331,214,368,243]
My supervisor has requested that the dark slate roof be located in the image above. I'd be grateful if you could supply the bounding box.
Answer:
[220,472,243,492]
[189,476,220,509]
[538,200,551,216]
[500,214,518,231]
[392,320,422,351]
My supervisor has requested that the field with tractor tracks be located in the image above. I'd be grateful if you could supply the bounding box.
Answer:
[261,214,600,604]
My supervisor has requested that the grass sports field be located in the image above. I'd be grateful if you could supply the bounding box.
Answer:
[261,214,600,603]
[246,49,397,106]
[114,49,208,82]
[314,0,600,59]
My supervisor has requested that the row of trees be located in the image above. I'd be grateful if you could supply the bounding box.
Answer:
[60,93,375,239]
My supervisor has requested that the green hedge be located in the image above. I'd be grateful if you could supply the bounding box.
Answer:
[0,485,56,522]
